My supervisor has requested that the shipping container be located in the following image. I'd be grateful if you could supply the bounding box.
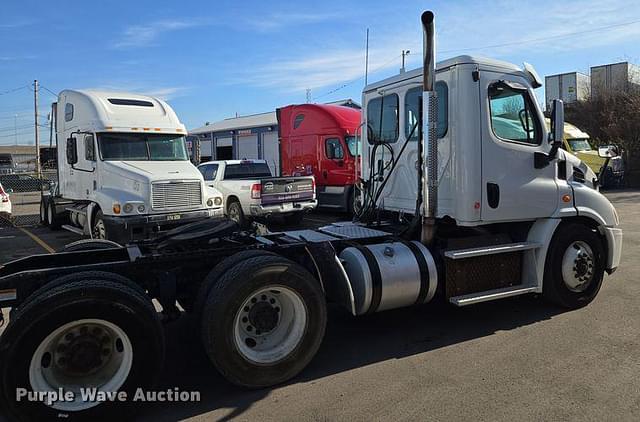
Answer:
[545,72,590,110]
[590,61,640,97]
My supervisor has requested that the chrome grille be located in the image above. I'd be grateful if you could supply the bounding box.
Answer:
[152,181,202,210]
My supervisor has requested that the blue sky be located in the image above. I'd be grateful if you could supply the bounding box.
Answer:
[1,0,640,145]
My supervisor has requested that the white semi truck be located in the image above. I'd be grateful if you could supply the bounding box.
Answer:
[40,90,224,243]
[0,11,623,421]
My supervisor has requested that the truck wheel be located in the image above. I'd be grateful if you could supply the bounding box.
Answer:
[543,223,606,309]
[191,250,278,325]
[283,212,304,226]
[47,200,61,230]
[40,197,49,227]
[0,277,163,421]
[201,255,327,388]
[92,210,107,240]
[227,200,245,227]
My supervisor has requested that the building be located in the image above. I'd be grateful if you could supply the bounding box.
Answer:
[590,61,640,98]
[545,72,590,110]
[189,99,360,175]
[0,145,39,172]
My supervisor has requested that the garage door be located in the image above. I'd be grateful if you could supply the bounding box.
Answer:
[237,134,259,160]
[262,131,280,176]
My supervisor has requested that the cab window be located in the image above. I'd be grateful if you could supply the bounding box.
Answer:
[488,82,541,145]
[325,138,344,159]
[367,94,399,144]
[198,163,218,181]
[84,135,95,161]
[405,82,448,141]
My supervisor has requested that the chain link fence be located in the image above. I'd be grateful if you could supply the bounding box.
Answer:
[0,170,57,227]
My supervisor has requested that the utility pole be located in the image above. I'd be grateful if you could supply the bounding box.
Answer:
[14,114,17,146]
[401,50,410,73]
[33,79,41,177]
[306,88,311,103]
[364,28,369,86]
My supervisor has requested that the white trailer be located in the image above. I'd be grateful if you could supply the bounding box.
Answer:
[591,61,640,98]
[0,11,624,421]
[41,90,224,243]
[545,71,590,110]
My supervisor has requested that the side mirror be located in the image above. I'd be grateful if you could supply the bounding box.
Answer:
[326,144,335,160]
[66,137,78,165]
[598,145,618,158]
[549,99,564,147]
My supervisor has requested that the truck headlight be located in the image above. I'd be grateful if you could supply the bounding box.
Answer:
[214,197,222,206]
[123,203,134,213]
[137,204,145,213]
[207,199,214,207]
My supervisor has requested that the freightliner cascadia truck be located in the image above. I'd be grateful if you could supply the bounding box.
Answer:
[0,11,622,420]
[40,90,224,243]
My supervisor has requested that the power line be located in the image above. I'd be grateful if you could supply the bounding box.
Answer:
[40,85,58,98]
[0,85,29,96]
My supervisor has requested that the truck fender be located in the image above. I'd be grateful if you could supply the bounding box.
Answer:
[305,242,356,315]
[86,202,98,236]
[525,218,561,292]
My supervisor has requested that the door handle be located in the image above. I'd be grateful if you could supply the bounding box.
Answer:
[322,170,328,179]
[487,183,500,209]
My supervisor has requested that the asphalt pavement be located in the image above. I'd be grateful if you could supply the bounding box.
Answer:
[0,195,638,421]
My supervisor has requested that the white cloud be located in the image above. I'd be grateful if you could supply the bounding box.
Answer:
[244,12,340,32]
[111,20,200,49]
[237,0,640,96]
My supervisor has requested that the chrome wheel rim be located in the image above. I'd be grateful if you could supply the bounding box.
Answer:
[228,205,241,223]
[233,285,307,364]
[29,319,133,412]
[93,219,106,239]
[561,241,595,292]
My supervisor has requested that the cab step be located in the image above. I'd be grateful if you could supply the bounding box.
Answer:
[449,285,537,306]
[444,242,541,260]
[61,224,85,236]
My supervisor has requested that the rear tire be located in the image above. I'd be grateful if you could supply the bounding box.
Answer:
[543,223,606,309]
[201,254,327,388]
[227,200,245,228]
[0,277,164,421]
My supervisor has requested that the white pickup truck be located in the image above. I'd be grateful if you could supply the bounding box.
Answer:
[198,159,317,226]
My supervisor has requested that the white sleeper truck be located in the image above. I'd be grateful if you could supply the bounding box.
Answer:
[198,159,317,226]
[0,11,622,421]
[41,90,224,244]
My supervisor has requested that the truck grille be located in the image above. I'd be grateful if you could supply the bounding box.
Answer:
[151,181,202,210]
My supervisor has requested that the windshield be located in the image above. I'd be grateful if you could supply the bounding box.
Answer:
[345,136,361,157]
[567,138,593,152]
[98,133,189,161]
[224,162,272,179]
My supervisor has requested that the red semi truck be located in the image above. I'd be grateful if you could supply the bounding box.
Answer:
[277,104,361,212]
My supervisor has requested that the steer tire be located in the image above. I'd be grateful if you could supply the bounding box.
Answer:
[543,223,606,309]
[0,277,164,422]
[201,254,327,388]
[40,197,49,227]
[46,200,61,230]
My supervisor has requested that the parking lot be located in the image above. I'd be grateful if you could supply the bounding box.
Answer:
[1,191,639,421]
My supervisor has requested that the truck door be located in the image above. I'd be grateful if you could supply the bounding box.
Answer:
[479,73,558,222]
[321,137,346,186]
[77,134,97,200]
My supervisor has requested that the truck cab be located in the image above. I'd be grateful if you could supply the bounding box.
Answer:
[46,90,224,243]
[278,104,361,212]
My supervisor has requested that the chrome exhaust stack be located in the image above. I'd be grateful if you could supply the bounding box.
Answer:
[421,11,438,244]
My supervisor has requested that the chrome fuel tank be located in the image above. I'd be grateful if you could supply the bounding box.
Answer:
[339,241,438,315]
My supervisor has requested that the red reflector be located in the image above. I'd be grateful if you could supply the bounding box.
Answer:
[251,183,261,199]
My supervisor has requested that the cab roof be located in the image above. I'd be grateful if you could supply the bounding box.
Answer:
[364,55,527,93]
